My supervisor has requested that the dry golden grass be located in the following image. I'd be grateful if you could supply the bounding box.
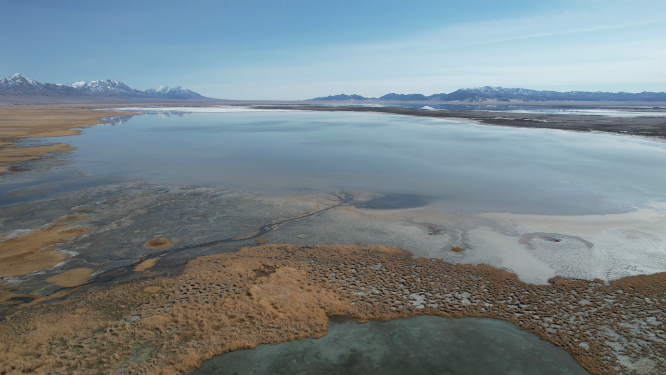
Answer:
[451,246,464,252]
[0,215,89,277]
[134,258,158,272]
[255,237,267,243]
[143,286,162,294]
[46,268,94,288]
[0,144,74,167]
[0,244,358,374]
[610,272,666,294]
[0,308,107,375]
[0,106,140,173]
[144,239,171,249]
[139,315,172,330]
[1,243,663,374]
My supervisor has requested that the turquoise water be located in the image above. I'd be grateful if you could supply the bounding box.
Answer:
[196,316,590,375]
[5,109,666,214]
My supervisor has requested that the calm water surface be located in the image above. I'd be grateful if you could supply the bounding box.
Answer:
[4,109,666,214]
[196,316,590,375]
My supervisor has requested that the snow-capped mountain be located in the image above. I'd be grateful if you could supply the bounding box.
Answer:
[69,79,145,97]
[310,86,666,102]
[145,84,203,99]
[431,86,666,102]
[308,94,371,101]
[1,73,40,88]
[0,73,80,96]
[0,73,206,99]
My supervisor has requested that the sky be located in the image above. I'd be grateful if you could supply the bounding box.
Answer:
[1,0,665,99]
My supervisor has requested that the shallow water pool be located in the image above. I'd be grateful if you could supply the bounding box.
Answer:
[196,315,590,375]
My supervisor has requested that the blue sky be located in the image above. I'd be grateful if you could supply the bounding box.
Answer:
[1,0,665,99]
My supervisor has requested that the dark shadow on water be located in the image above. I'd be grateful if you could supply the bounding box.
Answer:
[355,194,431,210]
[196,315,590,375]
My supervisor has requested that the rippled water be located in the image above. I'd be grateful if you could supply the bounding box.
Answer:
[196,316,590,375]
[4,109,666,214]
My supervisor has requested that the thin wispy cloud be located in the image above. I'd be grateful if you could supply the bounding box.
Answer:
[3,0,665,99]
[202,2,666,98]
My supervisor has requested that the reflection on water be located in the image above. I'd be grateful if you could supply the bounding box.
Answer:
[196,316,590,375]
[5,110,666,214]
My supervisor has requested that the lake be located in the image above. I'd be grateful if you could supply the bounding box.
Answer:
[6,108,666,215]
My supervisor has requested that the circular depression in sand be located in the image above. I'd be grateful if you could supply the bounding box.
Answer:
[144,238,171,249]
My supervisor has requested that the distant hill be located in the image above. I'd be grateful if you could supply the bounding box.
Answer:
[145,84,203,100]
[0,73,205,99]
[308,94,371,101]
[308,86,666,102]
[379,93,429,101]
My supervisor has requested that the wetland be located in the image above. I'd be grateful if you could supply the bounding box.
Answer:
[1,105,665,374]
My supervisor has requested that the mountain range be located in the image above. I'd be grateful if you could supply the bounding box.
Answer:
[0,74,204,100]
[309,87,666,102]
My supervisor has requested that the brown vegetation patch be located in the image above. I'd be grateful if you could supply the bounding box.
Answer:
[139,315,171,330]
[8,164,29,172]
[255,237,266,243]
[0,144,74,167]
[143,286,162,294]
[451,246,464,252]
[47,268,94,288]
[0,244,664,374]
[610,272,666,294]
[144,238,171,249]
[134,258,158,272]
[0,106,140,173]
[0,215,89,278]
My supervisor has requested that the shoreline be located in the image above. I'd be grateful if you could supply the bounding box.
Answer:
[0,106,141,173]
[3,101,664,176]
[2,244,664,374]
[253,104,666,141]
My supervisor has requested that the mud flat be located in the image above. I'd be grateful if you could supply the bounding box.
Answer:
[254,105,666,140]
[0,183,664,374]
[0,244,663,374]
[0,182,360,314]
